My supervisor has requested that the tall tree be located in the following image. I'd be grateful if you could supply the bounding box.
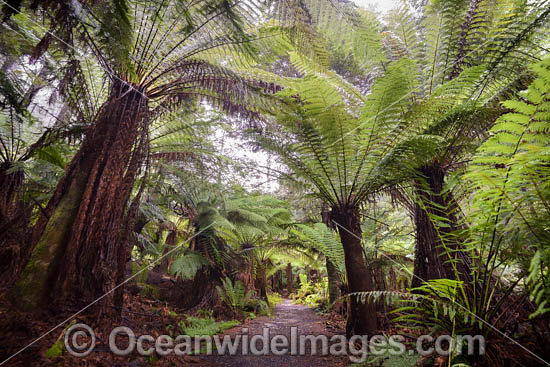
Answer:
[10,0,281,319]
[254,61,412,334]
[377,0,550,287]
[0,33,83,286]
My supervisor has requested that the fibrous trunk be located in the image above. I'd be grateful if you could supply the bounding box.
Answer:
[11,81,149,320]
[0,162,28,288]
[0,162,23,222]
[321,203,342,309]
[286,263,293,294]
[331,204,378,336]
[411,163,471,288]
[159,229,177,274]
[271,270,283,293]
[326,259,342,307]
[256,263,269,306]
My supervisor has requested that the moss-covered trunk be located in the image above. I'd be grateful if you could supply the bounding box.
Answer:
[411,163,471,288]
[331,204,378,336]
[11,81,149,320]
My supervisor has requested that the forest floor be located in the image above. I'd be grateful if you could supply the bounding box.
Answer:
[0,294,349,366]
[198,299,348,366]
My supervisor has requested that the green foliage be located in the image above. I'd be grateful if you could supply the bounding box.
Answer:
[96,0,134,73]
[131,261,151,283]
[291,223,346,280]
[351,344,421,366]
[293,274,328,310]
[256,68,410,209]
[267,292,284,307]
[180,315,239,337]
[138,283,160,299]
[219,194,293,250]
[245,298,272,316]
[3,3,550,365]
[467,56,550,319]
[170,253,208,280]
[216,277,253,316]
[354,280,481,364]
[378,353,421,367]
[392,279,468,330]
[44,339,64,358]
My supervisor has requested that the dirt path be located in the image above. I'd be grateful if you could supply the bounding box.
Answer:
[198,299,348,367]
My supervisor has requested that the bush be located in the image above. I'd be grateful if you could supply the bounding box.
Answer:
[267,292,284,307]
[179,315,239,337]
[216,277,253,317]
[293,274,329,311]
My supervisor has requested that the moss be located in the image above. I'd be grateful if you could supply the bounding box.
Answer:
[11,170,88,311]
[167,310,178,317]
[44,340,64,358]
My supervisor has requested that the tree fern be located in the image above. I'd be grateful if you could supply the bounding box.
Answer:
[216,277,253,316]
[467,56,550,319]
[170,253,209,280]
[291,223,346,279]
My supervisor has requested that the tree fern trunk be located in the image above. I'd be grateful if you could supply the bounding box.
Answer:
[411,163,471,288]
[0,162,28,288]
[331,204,378,336]
[321,203,342,309]
[286,262,293,294]
[256,263,269,306]
[274,270,283,292]
[11,81,149,321]
[159,230,177,274]
[326,259,341,305]
[0,161,23,226]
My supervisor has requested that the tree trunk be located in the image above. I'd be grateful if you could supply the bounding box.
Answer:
[130,209,149,255]
[11,81,149,320]
[0,162,28,288]
[272,270,282,292]
[321,203,342,308]
[256,263,269,306]
[411,163,471,288]
[331,204,378,336]
[159,230,177,274]
[0,162,24,225]
[326,259,342,305]
[177,266,220,310]
[286,263,293,294]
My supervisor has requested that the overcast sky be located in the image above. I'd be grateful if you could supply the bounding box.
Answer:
[352,0,400,13]
[230,0,403,193]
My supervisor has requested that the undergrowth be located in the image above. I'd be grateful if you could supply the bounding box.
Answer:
[179,313,239,337]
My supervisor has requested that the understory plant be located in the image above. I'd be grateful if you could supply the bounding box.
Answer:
[293,273,329,310]
[216,277,254,318]
[370,57,550,367]
[180,312,239,337]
